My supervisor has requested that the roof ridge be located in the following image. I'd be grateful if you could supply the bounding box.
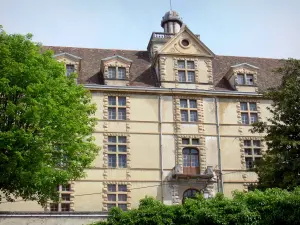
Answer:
[216,54,284,60]
[44,45,148,52]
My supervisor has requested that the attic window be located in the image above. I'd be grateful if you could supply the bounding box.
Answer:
[237,73,254,85]
[108,67,126,80]
[66,64,75,76]
[181,39,190,47]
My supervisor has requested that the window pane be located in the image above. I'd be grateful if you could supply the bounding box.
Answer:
[108,136,117,143]
[61,203,70,212]
[118,67,126,79]
[62,184,71,191]
[244,148,252,155]
[107,203,116,210]
[61,194,70,201]
[66,64,75,76]
[244,140,251,146]
[190,110,198,122]
[108,154,116,168]
[108,67,116,79]
[183,154,190,167]
[240,102,248,111]
[190,155,199,167]
[108,96,116,106]
[118,194,127,202]
[178,60,185,69]
[108,108,116,120]
[249,103,257,111]
[254,149,261,155]
[180,99,188,108]
[108,145,117,152]
[250,113,258,124]
[182,138,190,145]
[118,185,127,192]
[245,157,253,169]
[181,110,188,121]
[246,74,254,85]
[192,139,199,145]
[118,145,127,152]
[253,140,261,147]
[241,113,249,124]
[108,184,116,192]
[118,97,126,106]
[50,203,59,212]
[237,74,245,85]
[118,108,126,120]
[189,100,197,108]
[178,71,185,82]
[187,61,195,69]
[118,155,127,168]
[118,204,127,211]
[118,136,126,143]
[108,194,116,201]
[187,71,195,82]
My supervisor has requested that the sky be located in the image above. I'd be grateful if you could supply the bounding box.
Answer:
[1,0,300,59]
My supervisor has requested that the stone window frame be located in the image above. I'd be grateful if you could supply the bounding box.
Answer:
[233,68,258,87]
[107,135,128,169]
[46,182,75,212]
[102,182,131,211]
[179,99,198,122]
[239,137,265,170]
[173,57,199,83]
[240,102,258,125]
[237,99,261,126]
[107,66,127,80]
[103,94,130,121]
[177,60,196,82]
[103,133,131,170]
[104,62,130,81]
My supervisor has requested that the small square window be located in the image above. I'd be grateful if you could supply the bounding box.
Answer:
[180,99,188,108]
[107,203,116,210]
[118,185,127,192]
[118,194,127,202]
[108,145,117,152]
[118,145,127,152]
[118,67,126,79]
[254,149,261,155]
[192,139,199,145]
[181,110,188,122]
[241,113,249,124]
[178,71,185,82]
[61,184,71,192]
[118,97,126,106]
[108,96,117,106]
[61,203,70,212]
[108,184,116,192]
[108,108,116,120]
[118,155,127,168]
[61,194,70,201]
[187,61,195,69]
[237,74,245,85]
[178,60,185,69]
[244,148,252,155]
[118,136,126,143]
[108,154,117,168]
[244,140,251,147]
[108,67,117,79]
[240,102,248,111]
[190,111,198,122]
[66,64,75,76]
[50,203,59,212]
[246,74,254,85]
[253,140,261,147]
[118,108,126,120]
[118,204,127,211]
[250,113,258,124]
[189,100,197,108]
[108,136,117,143]
[249,103,257,111]
[108,194,116,201]
[182,138,190,145]
[187,71,195,82]
[245,157,253,169]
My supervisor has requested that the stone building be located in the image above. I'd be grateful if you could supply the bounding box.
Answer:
[1,10,282,216]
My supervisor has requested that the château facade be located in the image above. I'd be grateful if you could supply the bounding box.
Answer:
[1,11,283,214]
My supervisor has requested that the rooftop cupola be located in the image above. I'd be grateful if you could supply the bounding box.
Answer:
[161,10,183,34]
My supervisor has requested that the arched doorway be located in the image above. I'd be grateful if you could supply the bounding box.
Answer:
[183,148,200,175]
[182,188,200,203]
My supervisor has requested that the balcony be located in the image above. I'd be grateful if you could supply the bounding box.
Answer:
[172,165,216,181]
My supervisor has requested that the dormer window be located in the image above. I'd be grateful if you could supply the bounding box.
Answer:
[178,60,195,82]
[108,67,126,80]
[66,64,75,76]
[237,73,254,85]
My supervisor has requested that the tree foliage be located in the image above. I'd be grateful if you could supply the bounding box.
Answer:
[94,188,300,225]
[252,59,300,190]
[0,27,98,205]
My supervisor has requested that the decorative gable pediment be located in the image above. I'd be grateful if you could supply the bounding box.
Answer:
[158,26,214,57]
[54,52,81,63]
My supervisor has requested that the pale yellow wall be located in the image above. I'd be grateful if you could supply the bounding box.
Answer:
[260,99,273,124]
[203,98,216,124]
[162,96,174,122]
[130,95,158,121]
[0,199,43,211]
[223,183,245,197]
[205,136,218,167]
[218,98,238,124]
[236,86,257,92]
[130,182,161,208]
[220,137,242,170]
[162,135,176,170]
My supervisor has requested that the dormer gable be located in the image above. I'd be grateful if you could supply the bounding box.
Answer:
[157,25,214,57]
[54,52,81,77]
[101,55,132,86]
[225,63,259,92]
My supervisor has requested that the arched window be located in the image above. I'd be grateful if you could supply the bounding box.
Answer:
[183,189,200,203]
[183,148,199,174]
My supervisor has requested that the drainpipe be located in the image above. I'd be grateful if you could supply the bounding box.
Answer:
[214,97,223,193]
[159,94,164,202]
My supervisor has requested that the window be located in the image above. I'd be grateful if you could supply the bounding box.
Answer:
[182,138,200,146]
[183,189,200,203]
[236,73,254,85]
[180,99,197,122]
[66,64,75,76]
[244,140,262,169]
[183,148,200,175]
[107,184,128,211]
[108,67,126,80]
[50,184,72,212]
[108,136,127,168]
[108,96,126,120]
[240,102,258,124]
[177,60,195,82]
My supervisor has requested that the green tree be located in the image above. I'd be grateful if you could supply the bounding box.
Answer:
[252,59,300,190]
[0,26,98,205]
